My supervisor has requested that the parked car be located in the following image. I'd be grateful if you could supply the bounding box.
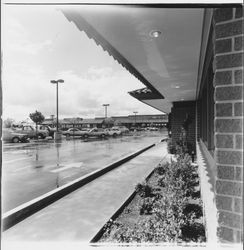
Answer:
[129,126,137,131]
[62,128,90,138]
[3,128,29,143]
[39,125,56,138]
[87,128,108,138]
[135,127,144,131]
[105,128,122,137]
[112,126,129,134]
[15,125,49,139]
[140,127,147,131]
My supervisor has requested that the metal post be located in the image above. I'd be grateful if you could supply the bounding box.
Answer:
[56,83,59,132]
[51,79,64,140]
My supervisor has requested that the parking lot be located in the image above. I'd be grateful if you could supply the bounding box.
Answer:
[2,129,167,213]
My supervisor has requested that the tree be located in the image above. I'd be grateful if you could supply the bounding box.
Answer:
[29,110,45,138]
[3,118,15,128]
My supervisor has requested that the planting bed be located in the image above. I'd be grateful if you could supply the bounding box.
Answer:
[98,154,206,244]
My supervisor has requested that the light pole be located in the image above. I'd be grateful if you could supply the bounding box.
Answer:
[103,104,110,118]
[133,111,138,128]
[51,79,64,140]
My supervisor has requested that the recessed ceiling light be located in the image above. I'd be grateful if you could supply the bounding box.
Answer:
[181,98,185,101]
[171,85,180,89]
[149,30,162,38]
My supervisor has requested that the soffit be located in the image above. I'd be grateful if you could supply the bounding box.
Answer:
[62,6,203,113]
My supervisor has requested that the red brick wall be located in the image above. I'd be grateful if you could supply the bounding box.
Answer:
[171,101,196,152]
[213,7,243,243]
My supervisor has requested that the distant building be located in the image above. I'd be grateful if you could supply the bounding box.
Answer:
[42,114,168,130]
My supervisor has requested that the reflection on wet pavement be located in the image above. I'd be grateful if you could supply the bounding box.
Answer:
[3,142,168,242]
[2,130,167,212]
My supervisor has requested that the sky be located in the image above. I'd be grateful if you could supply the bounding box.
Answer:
[2,5,163,123]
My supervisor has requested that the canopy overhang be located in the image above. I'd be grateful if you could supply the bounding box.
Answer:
[62,6,204,113]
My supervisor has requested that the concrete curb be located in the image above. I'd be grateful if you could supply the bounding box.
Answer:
[2,143,156,231]
[90,138,168,243]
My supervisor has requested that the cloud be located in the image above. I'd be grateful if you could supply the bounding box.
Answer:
[2,11,163,122]
[56,68,162,117]
[86,66,114,79]
[3,64,163,121]
[3,15,53,55]
[7,39,53,55]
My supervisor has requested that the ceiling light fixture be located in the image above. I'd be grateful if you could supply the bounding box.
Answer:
[149,30,162,38]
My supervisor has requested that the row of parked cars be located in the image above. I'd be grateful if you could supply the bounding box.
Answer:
[3,124,160,143]
[62,126,129,139]
[2,125,55,143]
[62,126,159,139]
[129,126,159,131]
[2,125,129,143]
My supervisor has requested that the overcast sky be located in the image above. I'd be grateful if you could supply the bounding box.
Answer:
[2,5,164,122]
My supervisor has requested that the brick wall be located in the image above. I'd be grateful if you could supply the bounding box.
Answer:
[171,101,196,152]
[213,7,243,243]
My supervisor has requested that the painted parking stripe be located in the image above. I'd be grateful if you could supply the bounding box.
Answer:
[11,162,83,173]
[12,165,31,173]
[50,163,83,173]
[3,157,32,164]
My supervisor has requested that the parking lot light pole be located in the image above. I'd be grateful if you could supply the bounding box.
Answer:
[103,104,110,118]
[51,79,64,140]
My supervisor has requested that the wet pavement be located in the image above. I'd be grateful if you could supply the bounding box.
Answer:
[2,130,167,212]
[3,141,168,242]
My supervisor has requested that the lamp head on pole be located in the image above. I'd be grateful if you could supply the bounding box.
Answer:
[50,79,64,84]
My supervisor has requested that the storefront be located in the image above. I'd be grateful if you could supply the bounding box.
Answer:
[62,6,243,243]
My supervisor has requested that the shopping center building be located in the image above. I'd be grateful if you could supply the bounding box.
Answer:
[43,114,168,129]
[62,6,243,243]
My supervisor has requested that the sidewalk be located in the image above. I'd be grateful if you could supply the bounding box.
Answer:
[3,141,168,242]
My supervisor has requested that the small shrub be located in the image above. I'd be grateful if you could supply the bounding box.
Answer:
[135,182,153,198]
[175,141,194,156]
[183,204,203,219]
[191,190,201,199]
[155,162,170,176]
[101,152,205,244]
[157,176,166,187]
[155,166,166,176]
[181,222,206,242]
[139,197,155,215]
[102,222,135,243]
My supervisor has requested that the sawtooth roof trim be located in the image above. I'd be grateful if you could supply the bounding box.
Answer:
[62,9,164,99]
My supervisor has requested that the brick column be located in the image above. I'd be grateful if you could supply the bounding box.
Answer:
[213,7,243,243]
